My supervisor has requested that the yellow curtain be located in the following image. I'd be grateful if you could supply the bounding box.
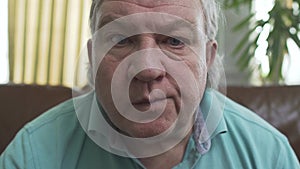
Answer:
[8,0,91,87]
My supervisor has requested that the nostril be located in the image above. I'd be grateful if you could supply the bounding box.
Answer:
[156,74,164,81]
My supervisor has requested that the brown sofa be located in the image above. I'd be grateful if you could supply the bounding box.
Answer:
[0,84,299,160]
[0,85,72,153]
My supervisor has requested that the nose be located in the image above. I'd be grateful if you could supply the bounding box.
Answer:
[135,68,165,82]
[128,48,166,83]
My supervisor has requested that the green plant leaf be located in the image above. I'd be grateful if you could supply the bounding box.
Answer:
[237,44,254,70]
[223,0,252,10]
[237,34,259,71]
[288,32,300,47]
[267,29,285,82]
[222,0,299,84]
[232,26,259,56]
[232,13,255,31]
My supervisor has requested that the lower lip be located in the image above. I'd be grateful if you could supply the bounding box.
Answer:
[132,103,151,111]
[133,98,168,111]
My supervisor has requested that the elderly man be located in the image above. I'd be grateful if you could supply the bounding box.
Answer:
[1,0,299,168]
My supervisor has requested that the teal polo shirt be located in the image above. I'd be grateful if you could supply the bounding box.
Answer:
[1,89,299,169]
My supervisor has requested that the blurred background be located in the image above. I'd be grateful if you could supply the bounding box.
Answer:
[0,0,299,87]
[0,0,91,88]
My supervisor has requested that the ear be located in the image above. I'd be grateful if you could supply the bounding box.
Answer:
[206,40,217,69]
[87,39,93,66]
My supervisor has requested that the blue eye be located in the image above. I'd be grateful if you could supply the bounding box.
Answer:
[167,37,185,47]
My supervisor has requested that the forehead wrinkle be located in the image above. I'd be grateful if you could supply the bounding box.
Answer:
[101,0,200,9]
[95,0,204,33]
[97,11,200,35]
[99,0,202,16]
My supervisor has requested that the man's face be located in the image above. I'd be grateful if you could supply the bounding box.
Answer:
[89,0,216,138]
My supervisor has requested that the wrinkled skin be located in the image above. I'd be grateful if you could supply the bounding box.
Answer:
[88,0,217,138]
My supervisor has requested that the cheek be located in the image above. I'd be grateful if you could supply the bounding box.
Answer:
[181,54,207,82]
[182,56,208,100]
[96,56,119,86]
[95,60,125,128]
[94,57,119,108]
[193,60,208,94]
[195,60,207,81]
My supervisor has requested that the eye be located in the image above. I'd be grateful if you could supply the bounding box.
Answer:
[110,34,131,46]
[166,37,185,48]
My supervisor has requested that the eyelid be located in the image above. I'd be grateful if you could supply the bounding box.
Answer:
[171,35,193,45]
[105,33,132,46]
[172,36,190,45]
[110,34,127,43]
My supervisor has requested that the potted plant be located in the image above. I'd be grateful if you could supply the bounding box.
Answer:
[223,0,300,84]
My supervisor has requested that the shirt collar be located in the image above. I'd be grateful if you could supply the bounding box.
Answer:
[200,88,228,139]
[192,88,228,155]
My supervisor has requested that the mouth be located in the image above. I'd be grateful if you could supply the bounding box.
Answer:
[132,97,170,110]
[132,98,151,106]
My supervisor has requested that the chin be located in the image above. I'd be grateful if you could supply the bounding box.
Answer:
[128,121,172,138]
[104,108,176,138]
[108,101,179,138]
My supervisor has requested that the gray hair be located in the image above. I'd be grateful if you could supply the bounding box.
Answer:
[88,0,223,89]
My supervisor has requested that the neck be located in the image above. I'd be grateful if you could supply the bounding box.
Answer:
[138,132,191,169]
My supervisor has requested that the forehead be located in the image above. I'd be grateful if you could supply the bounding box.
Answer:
[100,0,201,8]
[95,0,204,27]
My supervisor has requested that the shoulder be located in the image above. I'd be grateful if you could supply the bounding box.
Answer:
[0,95,90,169]
[219,93,299,168]
[205,89,286,141]
[198,90,300,168]
[223,95,286,140]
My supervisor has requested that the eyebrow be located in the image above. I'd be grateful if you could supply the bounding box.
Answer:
[97,14,121,30]
[96,14,200,36]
